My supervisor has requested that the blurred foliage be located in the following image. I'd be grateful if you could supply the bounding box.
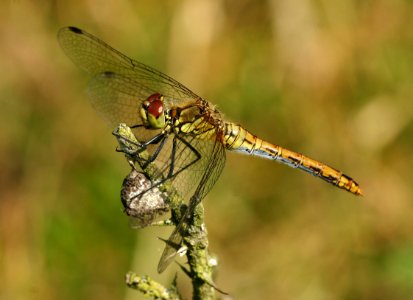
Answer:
[1,0,413,299]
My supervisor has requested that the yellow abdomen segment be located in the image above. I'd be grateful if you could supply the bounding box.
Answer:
[223,122,363,196]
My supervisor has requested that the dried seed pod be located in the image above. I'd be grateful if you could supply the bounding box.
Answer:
[121,169,169,228]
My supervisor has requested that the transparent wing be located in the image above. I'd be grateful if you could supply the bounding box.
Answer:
[157,139,226,273]
[58,27,199,106]
[86,71,152,129]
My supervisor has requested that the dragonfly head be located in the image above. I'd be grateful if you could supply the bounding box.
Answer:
[140,93,166,129]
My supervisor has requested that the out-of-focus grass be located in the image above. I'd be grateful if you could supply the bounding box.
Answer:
[1,1,413,299]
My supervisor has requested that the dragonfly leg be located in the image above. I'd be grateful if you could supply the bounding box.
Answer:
[141,134,168,170]
[130,124,144,129]
[168,134,201,179]
[168,136,178,178]
[144,133,202,183]
[112,130,143,149]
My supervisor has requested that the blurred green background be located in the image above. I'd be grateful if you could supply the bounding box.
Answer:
[1,0,413,299]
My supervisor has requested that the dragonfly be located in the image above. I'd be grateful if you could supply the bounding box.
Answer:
[58,26,363,273]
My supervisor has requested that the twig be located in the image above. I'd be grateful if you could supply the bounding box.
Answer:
[176,203,217,299]
[125,272,180,300]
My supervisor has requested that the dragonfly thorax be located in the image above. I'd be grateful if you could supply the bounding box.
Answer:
[140,93,166,129]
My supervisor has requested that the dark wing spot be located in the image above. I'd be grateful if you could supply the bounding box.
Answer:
[102,71,116,78]
[68,26,83,34]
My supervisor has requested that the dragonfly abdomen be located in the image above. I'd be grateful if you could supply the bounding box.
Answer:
[223,122,362,196]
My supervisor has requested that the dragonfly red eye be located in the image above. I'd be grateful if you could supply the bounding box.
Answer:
[146,93,164,118]
[147,100,163,118]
